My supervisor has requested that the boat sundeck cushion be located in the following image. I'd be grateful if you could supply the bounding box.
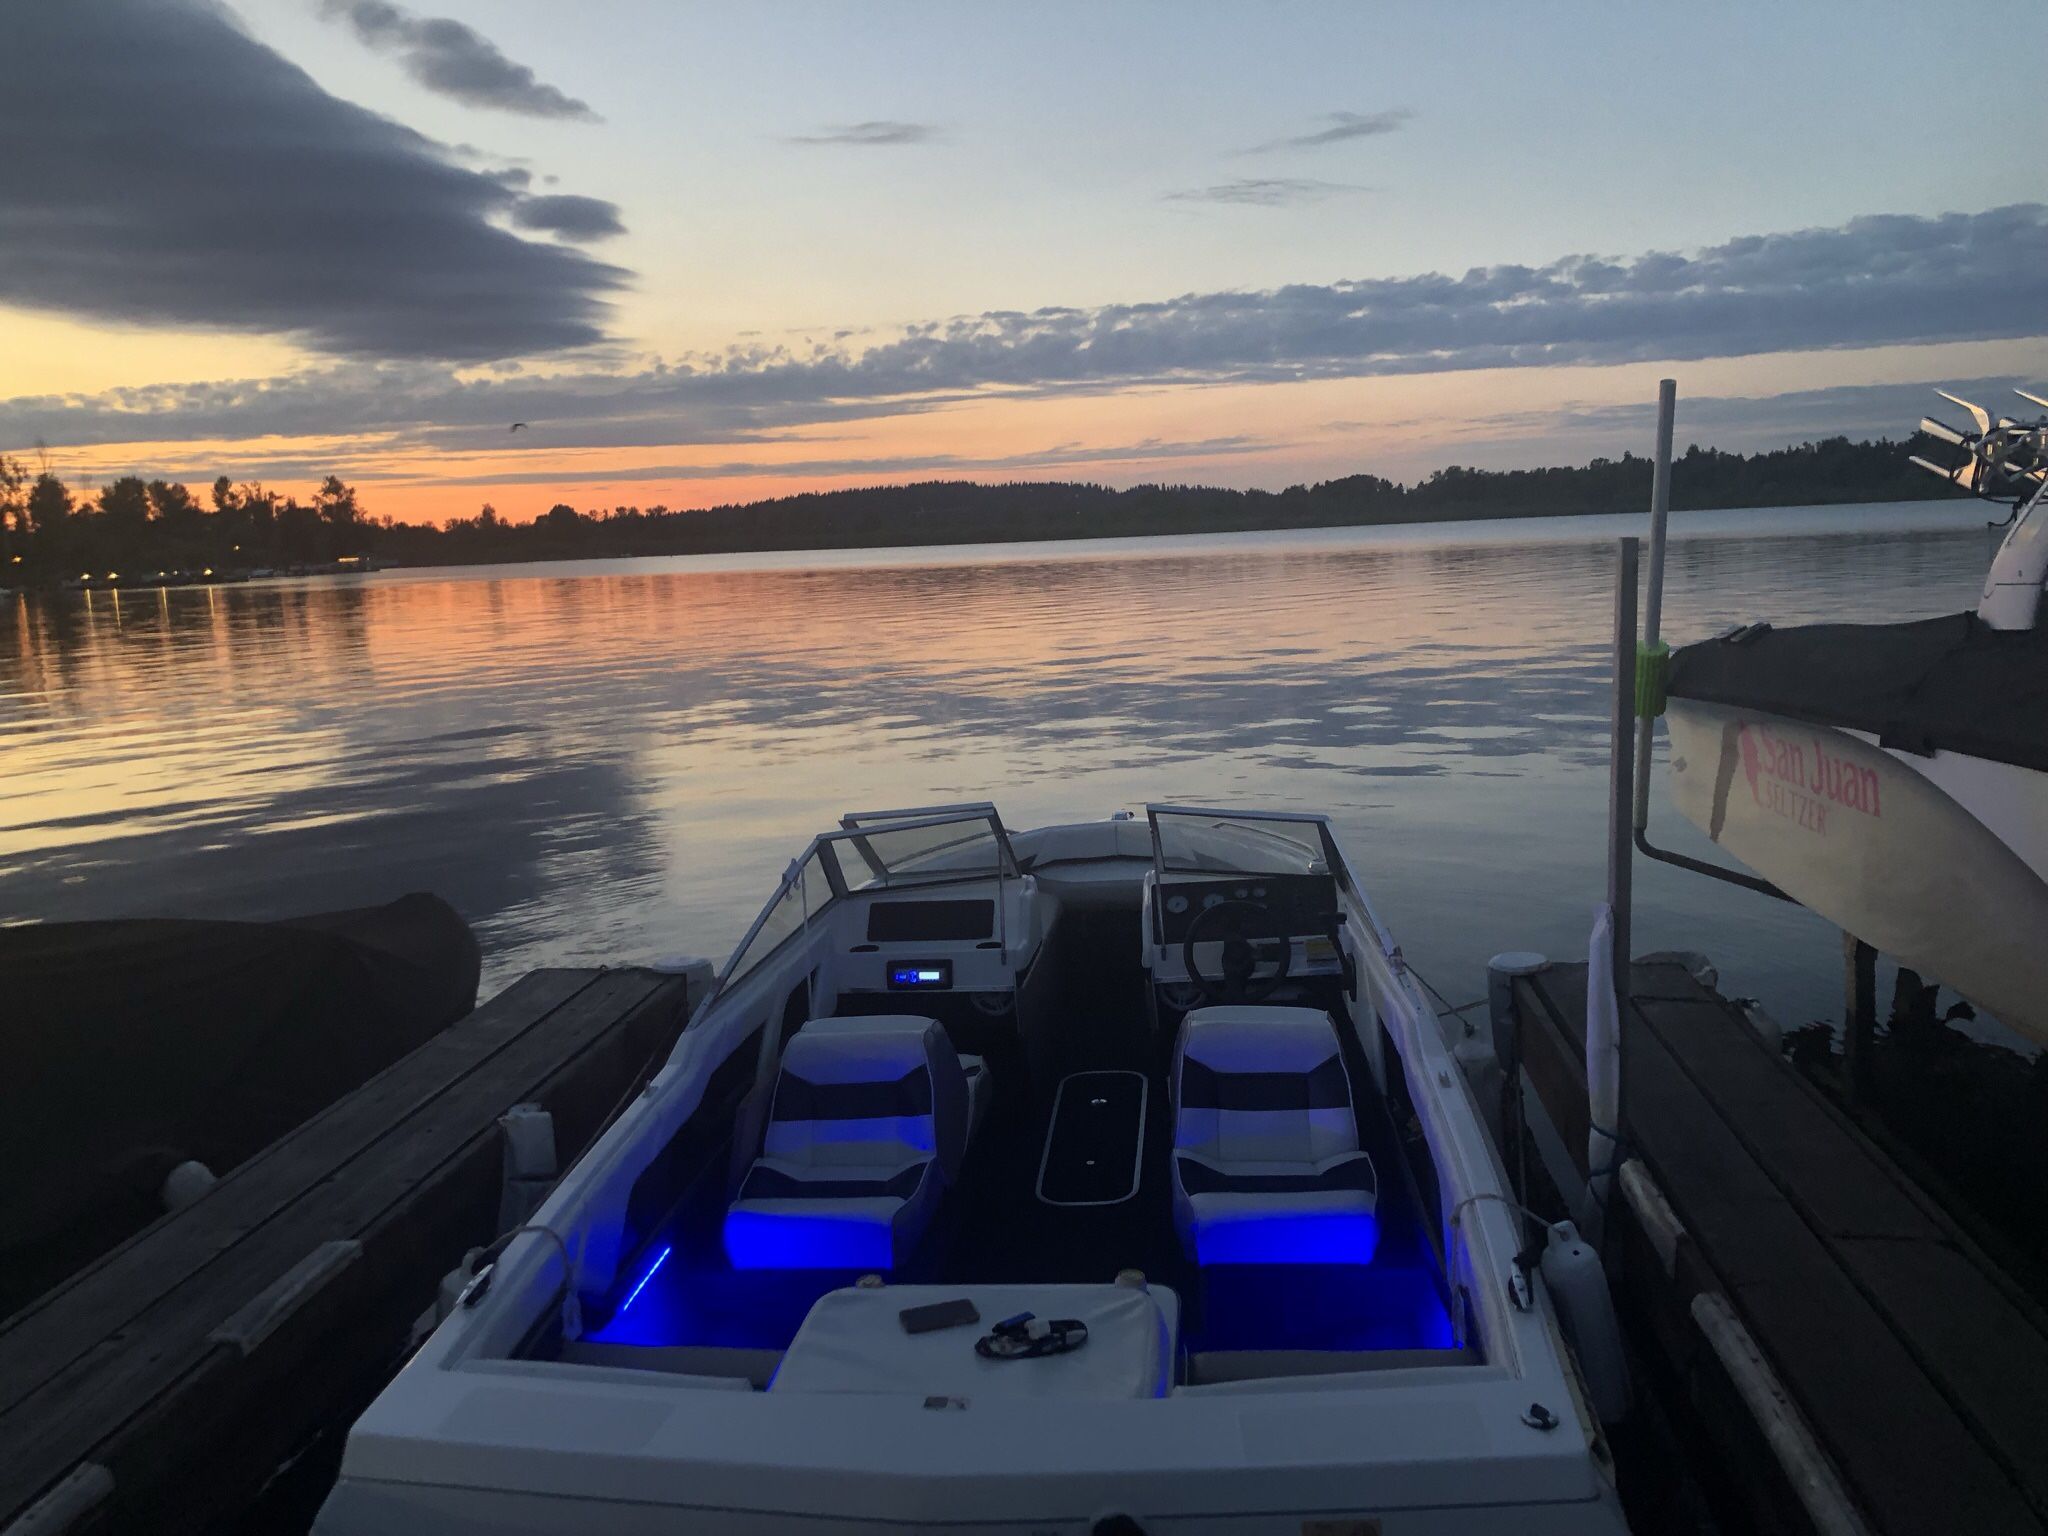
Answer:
[1170,1006,1378,1265]
[723,1016,972,1270]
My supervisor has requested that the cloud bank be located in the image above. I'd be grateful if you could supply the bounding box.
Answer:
[0,0,626,361]
[4,205,2044,461]
[320,0,597,120]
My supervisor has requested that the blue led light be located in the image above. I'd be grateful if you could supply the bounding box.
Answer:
[619,1244,672,1312]
[1194,1211,1379,1267]
[723,1208,895,1270]
[1193,1258,1456,1353]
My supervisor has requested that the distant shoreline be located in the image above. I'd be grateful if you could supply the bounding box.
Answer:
[370,486,1968,574]
[1,433,1962,592]
[6,487,1978,597]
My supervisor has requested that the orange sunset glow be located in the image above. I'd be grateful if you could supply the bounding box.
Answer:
[3,3,2043,535]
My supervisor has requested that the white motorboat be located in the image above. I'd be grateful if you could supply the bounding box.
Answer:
[1663,391,2048,1040]
[314,803,1625,1533]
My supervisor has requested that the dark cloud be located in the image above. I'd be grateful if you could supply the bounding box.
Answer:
[783,121,942,147]
[512,194,626,241]
[1244,109,1413,154]
[803,203,2048,391]
[6,206,2045,460]
[0,0,627,361]
[320,0,597,120]
[1165,177,1370,207]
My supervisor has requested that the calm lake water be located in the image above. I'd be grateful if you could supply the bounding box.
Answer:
[0,503,2000,1027]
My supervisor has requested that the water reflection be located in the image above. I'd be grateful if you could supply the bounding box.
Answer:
[0,510,1992,1007]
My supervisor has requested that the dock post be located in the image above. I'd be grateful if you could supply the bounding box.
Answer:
[1608,538,1639,1006]
[1592,536,1639,1245]
[1631,379,1676,838]
[1842,933,1877,1102]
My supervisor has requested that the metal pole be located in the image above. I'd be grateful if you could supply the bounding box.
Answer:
[1842,932,1877,1104]
[1632,379,1676,834]
[1609,537,1639,1042]
[1625,377,1795,902]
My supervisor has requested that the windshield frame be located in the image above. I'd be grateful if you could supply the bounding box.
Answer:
[1146,803,1351,885]
[695,808,1018,1018]
[833,804,1019,886]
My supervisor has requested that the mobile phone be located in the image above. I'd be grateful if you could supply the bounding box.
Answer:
[899,1297,980,1334]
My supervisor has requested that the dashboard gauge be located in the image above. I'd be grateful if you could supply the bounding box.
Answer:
[1165,893,1190,915]
[1201,892,1226,909]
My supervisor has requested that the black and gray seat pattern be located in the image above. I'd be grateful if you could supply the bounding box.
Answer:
[1170,1005,1379,1265]
[723,1016,982,1269]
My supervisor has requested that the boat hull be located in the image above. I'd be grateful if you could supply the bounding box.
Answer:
[1665,698,2048,1044]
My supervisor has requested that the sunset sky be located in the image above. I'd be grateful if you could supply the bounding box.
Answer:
[4,0,2044,525]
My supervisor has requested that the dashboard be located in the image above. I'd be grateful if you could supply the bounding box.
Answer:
[1151,872,1339,946]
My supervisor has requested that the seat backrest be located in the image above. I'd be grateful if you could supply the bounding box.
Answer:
[1175,1006,1357,1167]
[765,1016,969,1176]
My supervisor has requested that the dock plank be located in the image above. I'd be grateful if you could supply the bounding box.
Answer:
[0,966,686,1530]
[1841,1236,2048,1519]
[1632,984,1942,1243]
[1623,1004,2037,1535]
[0,967,596,1406]
[1517,961,2048,1535]
[1625,972,2048,1521]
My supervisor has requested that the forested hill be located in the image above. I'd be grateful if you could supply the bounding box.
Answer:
[1,433,1961,582]
[382,433,1963,565]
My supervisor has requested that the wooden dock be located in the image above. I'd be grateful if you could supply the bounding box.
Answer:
[1510,958,2048,1536]
[0,965,703,1536]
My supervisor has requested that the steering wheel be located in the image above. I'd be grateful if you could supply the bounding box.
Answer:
[1181,900,1293,1005]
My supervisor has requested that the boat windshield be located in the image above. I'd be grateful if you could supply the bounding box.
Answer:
[1148,806,1335,876]
[831,809,1017,889]
[721,847,834,987]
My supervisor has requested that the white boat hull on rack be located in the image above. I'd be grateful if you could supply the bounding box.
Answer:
[1666,697,2048,1044]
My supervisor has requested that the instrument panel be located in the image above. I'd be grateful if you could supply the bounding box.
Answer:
[1153,873,1339,946]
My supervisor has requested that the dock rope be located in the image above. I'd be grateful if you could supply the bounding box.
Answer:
[1409,964,1486,1021]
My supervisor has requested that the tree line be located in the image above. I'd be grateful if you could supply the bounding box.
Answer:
[0,463,375,582]
[0,433,1956,585]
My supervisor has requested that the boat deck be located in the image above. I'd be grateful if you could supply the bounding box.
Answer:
[1514,958,2048,1536]
[589,911,1459,1364]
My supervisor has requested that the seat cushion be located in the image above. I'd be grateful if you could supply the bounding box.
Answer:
[769,1015,972,1177]
[1171,1007,1378,1265]
[1175,1151,1378,1265]
[724,1157,938,1269]
[723,1015,969,1270]
[1175,1150,1377,1196]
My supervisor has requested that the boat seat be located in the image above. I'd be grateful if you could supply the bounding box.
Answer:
[723,1016,980,1270]
[1169,1005,1378,1265]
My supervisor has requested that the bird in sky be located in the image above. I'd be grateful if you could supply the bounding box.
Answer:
[510,422,528,433]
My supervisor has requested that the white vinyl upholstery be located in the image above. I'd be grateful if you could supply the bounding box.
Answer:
[1170,1006,1378,1265]
[723,1016,975,1270]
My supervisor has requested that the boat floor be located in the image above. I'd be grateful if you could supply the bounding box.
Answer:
[586,913,1457,1360]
